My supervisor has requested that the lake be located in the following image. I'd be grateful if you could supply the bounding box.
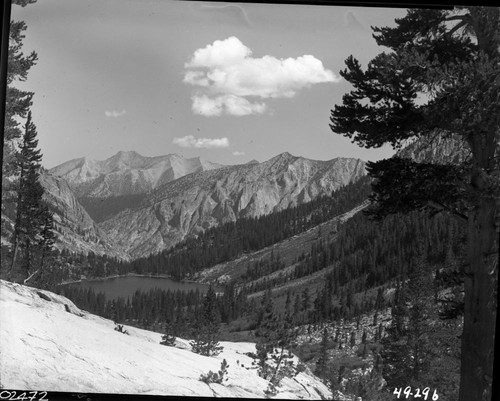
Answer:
[63,275,209,301]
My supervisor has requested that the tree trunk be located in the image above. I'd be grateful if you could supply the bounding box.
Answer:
[8,240,19,280]
[459,197,498,401]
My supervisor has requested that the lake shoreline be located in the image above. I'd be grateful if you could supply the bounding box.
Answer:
[59,274,210,301]
[60,272,193,286]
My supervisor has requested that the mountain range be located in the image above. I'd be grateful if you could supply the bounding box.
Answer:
[49,150,224,198]
[5,133,465,262]
[40,151,366,259]
[99,152,366,258]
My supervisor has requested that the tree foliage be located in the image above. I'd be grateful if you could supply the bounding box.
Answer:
[8,112,54,283]
[3,3,38,181]
[330,7,499,400]
[253,289,298,392]
[190,285,223,356]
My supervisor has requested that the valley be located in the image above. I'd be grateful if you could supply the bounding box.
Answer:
[1,147,465,401]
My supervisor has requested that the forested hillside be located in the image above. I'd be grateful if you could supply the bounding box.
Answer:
[128,176,372,279]
[59,203,465,401]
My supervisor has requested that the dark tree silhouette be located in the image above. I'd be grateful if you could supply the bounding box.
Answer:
[330,7,499,400]
[9,112,53,282]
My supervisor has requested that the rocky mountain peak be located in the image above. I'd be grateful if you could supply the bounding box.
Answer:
[49,152,225,198]
[269,151,296,162]
[100,153,367,259]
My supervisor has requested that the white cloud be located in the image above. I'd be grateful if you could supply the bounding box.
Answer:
[173,135,229,149]
[192,94,266,117]
[184,36,339,116]
[232,151,245,156]
[105,110,126,118]
[186,36,251,69]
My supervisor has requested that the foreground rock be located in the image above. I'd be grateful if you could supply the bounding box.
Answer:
[0,280,330,398]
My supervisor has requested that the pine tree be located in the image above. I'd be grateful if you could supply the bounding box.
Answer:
[2,2,38,256]
[8,112,53,283]
[330,7,499,400]
[381,252,436,389]
[160,323,177,347]
[315,328,329,377]
[254,294,298,386]
[2,2,38,184]
[26,204,55,286]
[38,205,55,270]
[190,285,223,356]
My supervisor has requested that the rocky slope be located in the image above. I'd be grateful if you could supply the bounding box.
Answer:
[99,153,366,259]
[39,172,128,260]
[1,171,127,259]
[0,279,331,398]
[49,151,224,198]
[397,133,470,164]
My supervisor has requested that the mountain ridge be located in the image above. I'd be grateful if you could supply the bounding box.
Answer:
[39,172,129,260]
[99,154,367,259]
[49,151,225,198]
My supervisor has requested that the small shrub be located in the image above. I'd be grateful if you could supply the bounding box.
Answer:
[160,333,176,346]
[296,362,307,374]
[114,324,129,335]
[199,359,230,384]
[264,381,278,397]
[191,338,223,356]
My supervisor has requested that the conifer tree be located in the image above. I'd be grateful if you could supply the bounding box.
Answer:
[2,1,38,185]
[190,285,223,356]
[25,204,55,285]
[254,293,297,386]
[38,205,55,270]
[160,323,177,347]
[8,112,53,282]
[2,0,40,280]
[330,7,499,399]
[381,253,435,389]
[315,327,329,377]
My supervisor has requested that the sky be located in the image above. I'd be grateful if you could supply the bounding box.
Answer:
[10,0,409,169]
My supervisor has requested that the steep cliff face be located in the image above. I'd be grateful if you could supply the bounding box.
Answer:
[49,151,224,198]
[99,153,366,259]
[39,172,128,260]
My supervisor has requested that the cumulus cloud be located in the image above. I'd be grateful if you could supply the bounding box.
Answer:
[232,151,245,156]
[173,135,229,149]
[192,94,266,117]
[184,36,339,116]
[105,110,126,118]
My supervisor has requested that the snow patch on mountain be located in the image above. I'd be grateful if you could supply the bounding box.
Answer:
[0,280,331,398]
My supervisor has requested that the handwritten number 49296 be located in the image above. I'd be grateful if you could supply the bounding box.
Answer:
[393,387,439,400]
